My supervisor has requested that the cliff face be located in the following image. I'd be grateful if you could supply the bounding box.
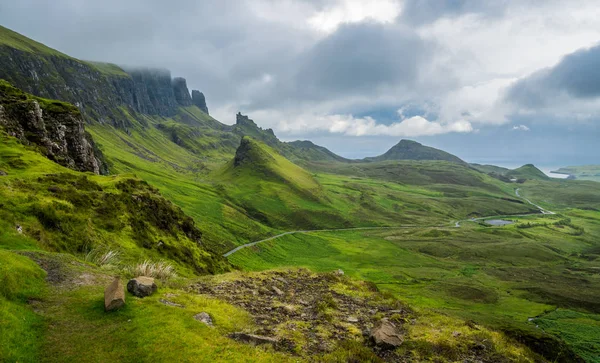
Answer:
[191,90,209,114]
[0,40,205,126]
[0,80,107,174]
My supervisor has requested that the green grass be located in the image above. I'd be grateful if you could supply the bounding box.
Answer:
[230,208,600,360]
[0,250,47,362]
[506,164,550,181]
[533,309,600,362]
[0,25,68,57]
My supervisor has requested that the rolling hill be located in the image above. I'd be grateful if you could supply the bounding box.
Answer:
[364,139,464,163]
[506,164,550,181]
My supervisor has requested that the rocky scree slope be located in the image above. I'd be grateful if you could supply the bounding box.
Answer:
[0,80,107,174]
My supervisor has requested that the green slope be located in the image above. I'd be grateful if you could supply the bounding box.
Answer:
[365,139,464,163]
[506,164,550,181]
[0,25,69,57]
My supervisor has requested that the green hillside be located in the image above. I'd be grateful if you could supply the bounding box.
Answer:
[1,25,600,362]
[506,164,550,181]
[365,139,464,163]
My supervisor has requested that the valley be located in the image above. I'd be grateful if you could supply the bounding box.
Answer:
[1,24,599,363]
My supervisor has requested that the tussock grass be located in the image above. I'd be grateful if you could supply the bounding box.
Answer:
[85,247,120,267]
[129,260,177,280]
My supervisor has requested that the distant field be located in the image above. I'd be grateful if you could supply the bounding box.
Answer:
[230,208,600,361]
[552,165,600,182]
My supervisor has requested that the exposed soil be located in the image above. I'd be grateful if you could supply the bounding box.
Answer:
[191,269,411,360]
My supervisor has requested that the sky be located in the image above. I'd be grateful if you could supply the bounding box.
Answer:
[1,0,599,167]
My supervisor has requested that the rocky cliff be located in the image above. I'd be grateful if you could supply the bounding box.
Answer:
[191,90,209,114]
[0,26,208,127]
[0,80,107,174]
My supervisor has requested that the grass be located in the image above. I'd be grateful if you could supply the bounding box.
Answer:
[0,250,47,362]
[0,25,69,57]
[0,132,230,276]
[230,207,600,361]
[129,260,177,280]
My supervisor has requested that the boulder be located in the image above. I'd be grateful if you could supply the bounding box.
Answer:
[104,277,125,311]
[193,312,213,326]
[228,332,278,346]
[370,318,404,349]
[0,170,7,176]
[127,276,157,297]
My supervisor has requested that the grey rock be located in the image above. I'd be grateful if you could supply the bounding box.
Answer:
[104,277,125,311]
[193,312,213,326]
[272,286,284,296]
[0,83,106,174]
[370,318,404,349]
[347,316,359,323]
[191,90,209,114]
[228,332,278,346]
[0,170,7,176]
[333,269,344,276]
[127,276,157,298]
[172,77,192,106]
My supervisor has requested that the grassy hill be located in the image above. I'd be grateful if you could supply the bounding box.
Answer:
[506,164,550,181]
[365,139,464,163]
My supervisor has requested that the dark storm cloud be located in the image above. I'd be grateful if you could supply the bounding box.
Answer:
[293,22,432,98]
[0,0,315,108]
[506,43,600,108]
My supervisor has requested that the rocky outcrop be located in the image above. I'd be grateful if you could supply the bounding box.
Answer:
[193,312,213,326]
[191,90,209,114]
[370,318,404,349]
[172,77,193,107]
[104,277,125,311]
[127,276,157,297]
[0,80,107,174]
[235,112,258,127]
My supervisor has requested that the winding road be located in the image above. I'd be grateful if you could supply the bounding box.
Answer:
[223,188,555,257]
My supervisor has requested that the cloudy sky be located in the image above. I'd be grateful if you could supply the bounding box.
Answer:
[1,0,599,167]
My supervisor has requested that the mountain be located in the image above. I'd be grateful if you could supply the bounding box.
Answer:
[284,140,350,163]
[222,136,321,192]
[364,139,464,163]
[506,164,550,181]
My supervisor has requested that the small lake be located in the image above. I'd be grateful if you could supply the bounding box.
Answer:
[485,219,514,226]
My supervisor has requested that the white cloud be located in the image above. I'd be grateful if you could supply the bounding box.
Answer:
[512,125,530,131]
[308,0,401,33]
[273,112,473,137]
